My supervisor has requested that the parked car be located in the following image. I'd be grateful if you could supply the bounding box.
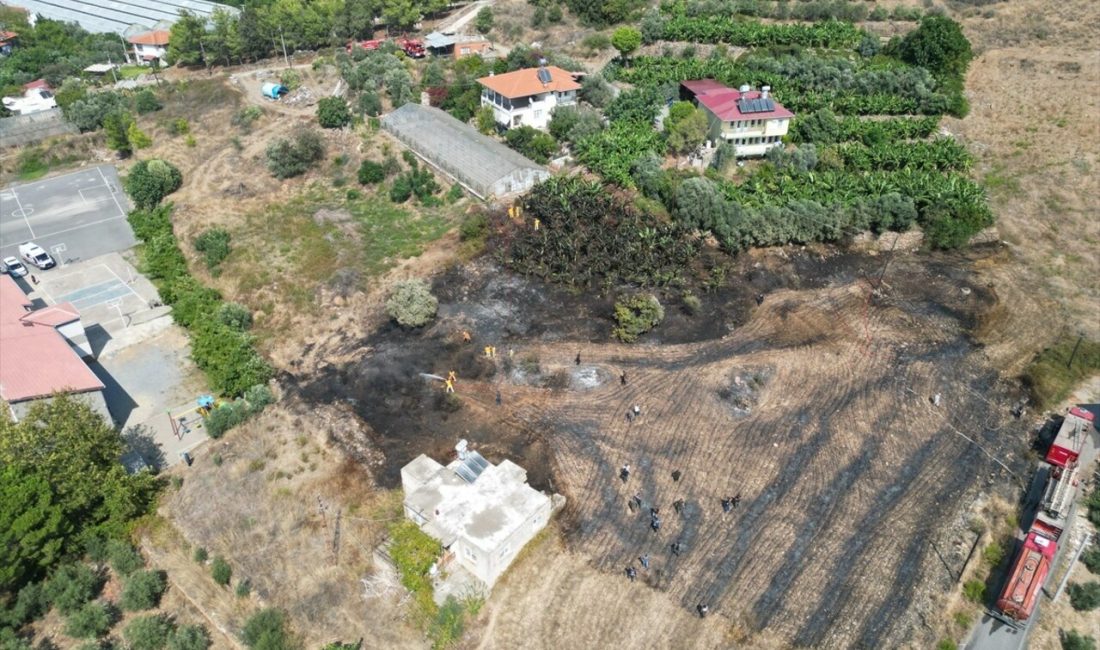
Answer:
[1,256,28,277]
[18,242,55,269]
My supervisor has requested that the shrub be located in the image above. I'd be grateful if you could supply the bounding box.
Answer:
[169,118,190,135]
[430,597,466,648]
[1083,545,1100,575]
[266,130,326,179]
[682,292,702,315]
[168,625,211,650]
[47,564,103,615]
[475,7,493,34]
[107,540,144,576]
[388,520,442,617]
[193,228,231,271]
[1068,582,1100,611]
[962,579,985,604]
[952,610,972,628]
[211,557,231,586]
[192,547,208,563]
[582,33,611,52]
[121,570,167,611]
[580,74,614,108]
[4,582,49,628]
[235,579,251,598]
[124,614,174,650]
[190,320,272,397]
[385,279,438,328]
[1062,630,1097,650]
[216,302,252,331]
[316,97,351,128]
[64,601,114,639]
[126,159,183,209]
[280,69,302,90]
[241,608,294,649]
[357,92,382,117]
[613,294,664,343]
[357,160,385,185]
[936,641,957,650]
[982,541,1004,567]
[504,126,557,164]
[134,89,162,114]
[233,106,263,130]
[103,111,135,156]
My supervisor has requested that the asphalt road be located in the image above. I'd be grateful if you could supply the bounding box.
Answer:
[0,165,134,267]
[965,405,1100,650]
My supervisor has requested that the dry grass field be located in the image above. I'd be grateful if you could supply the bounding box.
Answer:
[13,1,1085,647]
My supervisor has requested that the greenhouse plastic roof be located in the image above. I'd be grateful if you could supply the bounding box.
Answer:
[13,0,236,35]
[381,103,548,198]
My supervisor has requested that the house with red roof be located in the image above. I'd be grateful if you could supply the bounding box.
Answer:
[0,30,18,56]
[127,30,170,65]
[0,275,108,422]
[681,80,795,157]
[478,64,581,130]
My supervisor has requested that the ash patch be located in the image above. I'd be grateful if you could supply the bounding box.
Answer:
[717,367,774,418]
[570,365,611,391]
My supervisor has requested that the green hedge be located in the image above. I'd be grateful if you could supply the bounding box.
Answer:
[127,205,272,397]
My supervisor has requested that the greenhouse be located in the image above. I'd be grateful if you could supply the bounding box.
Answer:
[381,104,549,200]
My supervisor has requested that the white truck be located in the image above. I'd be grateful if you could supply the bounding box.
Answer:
[18,242,56,269]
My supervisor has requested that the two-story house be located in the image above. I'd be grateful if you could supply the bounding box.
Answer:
[681,79,794,157]
[401,441,552,589]
[128,30,170,65]
[477,64,580,130]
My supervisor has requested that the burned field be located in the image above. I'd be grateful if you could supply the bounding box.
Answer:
[294,246,1031,648]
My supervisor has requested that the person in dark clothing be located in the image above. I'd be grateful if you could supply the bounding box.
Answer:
[650,507,659,517]
[639,554,650,569]
[697,604,709,618]
[632,493,643,509]
[620,371,628,386]
[673,499,685,514]
[575,352,581,365]
[755,293,765,306]
[671,542,683,556]
[722,497,732,513]
[626,566,637,582]
[650,517,661,532]
[620,464,630,482]
[495,390,502,405]
[671,470,681,482]
[732,492,742,507]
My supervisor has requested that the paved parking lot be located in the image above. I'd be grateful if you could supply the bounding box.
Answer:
[0,165,134,265]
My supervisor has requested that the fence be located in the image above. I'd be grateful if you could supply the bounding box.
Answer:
[0,109,77,147]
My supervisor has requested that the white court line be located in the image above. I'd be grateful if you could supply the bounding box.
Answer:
[96,166,127,220]
[20,214,128,242]
[103,264,148,308]
[7,186,36,238]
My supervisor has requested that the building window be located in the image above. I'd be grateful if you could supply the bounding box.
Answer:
[464,545,475,560]
[460,47,470,55]
[533,109,542,119]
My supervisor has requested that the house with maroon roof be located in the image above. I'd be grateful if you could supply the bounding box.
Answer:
[681,80,794,157]
[0,275,108,422]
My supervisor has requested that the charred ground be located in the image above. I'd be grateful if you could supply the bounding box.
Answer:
[288,242,1030,648]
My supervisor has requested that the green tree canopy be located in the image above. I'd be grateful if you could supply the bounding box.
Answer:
[0,465,73,593]
[126,159,184,209]
[897,15,973,77]
[611,27,641,59]
[0,395,159,594]
[168,10,207,66]
[475,7,494,35]
[316,97,351,129]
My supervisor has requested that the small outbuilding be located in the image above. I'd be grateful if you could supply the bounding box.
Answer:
[401,441,552,590]
[261,82,288,99]
[382,103,549,199]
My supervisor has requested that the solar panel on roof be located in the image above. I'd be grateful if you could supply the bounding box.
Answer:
[455,451,490,483]
[738,97,777,114]
[537,68,552,84]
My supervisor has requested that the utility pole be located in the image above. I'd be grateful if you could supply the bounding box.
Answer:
[1066,334,1084,369]
[875,231,900,288]
[107,54,118,83]
[280,26,289,67]
[198,38,209,75]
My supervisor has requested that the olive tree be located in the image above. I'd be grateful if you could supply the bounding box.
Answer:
[385,279,438,328]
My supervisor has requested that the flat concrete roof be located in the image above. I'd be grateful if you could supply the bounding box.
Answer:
[404,453,549,553]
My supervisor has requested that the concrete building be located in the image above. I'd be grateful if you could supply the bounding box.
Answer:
[401,441,552,589]
[681,79,794,157]
[477,64,580,130]
[423,32,492,59]
[128,30,170,64]
[2,83,56,115]
[0,275,107,422]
